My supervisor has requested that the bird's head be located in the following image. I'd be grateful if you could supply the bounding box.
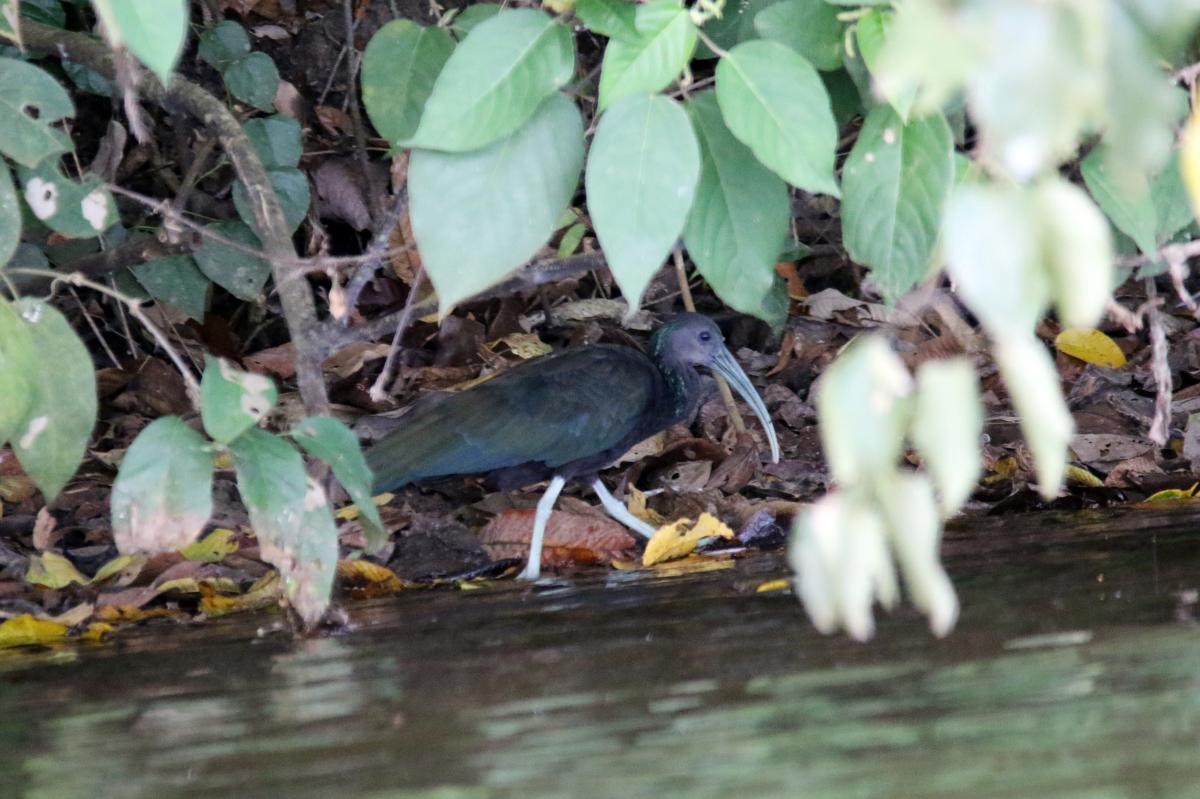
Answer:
[651,314,781,463]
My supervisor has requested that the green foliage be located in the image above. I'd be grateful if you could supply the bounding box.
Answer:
[449,3,502,39]
[131,255,210,321]
[585,93,699,312]
[292,416,387,554]
[1082,148,1193,258]
[0,298,35,445]
[92,0,188,83]
[404,9,574,152]
[841,107,953,302]
[575,0,637,41]
[753,0,845,72]
[361,20,454,145]
[223,52,280,112]
[18,156,116,238]
[192,220,271,300]
[201,355,279,445]
[597,0,696,112]
[233,166,310,235]
[243,115,303,169]
[0,159,17,266]
[409,93,584,314]
[198,20,251,70]
[0,56,74,168]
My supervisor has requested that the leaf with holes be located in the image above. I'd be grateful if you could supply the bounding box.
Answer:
[716,40,839,196]
[192,220,271,300]
[92,0,188,84]
[131,255,210,321]
[683,91,789,325]
[111,416,214,555]
[841,106,953,302]
[200,356,278,445]
[410,93,584,314]
[292,415,387,554]
[10,300,97,501]
[17,158,116,239]
[362,20,454,146]
[404,9,574,152]
[597,0,696,112]
[586,93,699,312]
[0,57,73,168]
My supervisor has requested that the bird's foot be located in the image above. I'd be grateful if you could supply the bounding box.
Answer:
[516,561,542,581]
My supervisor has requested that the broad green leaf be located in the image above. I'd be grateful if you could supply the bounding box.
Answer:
[18,158,116,239]
[715,40,839,196]
[1080,148,1156,255]
[1036,176,1113,330]
[292,415,387,554]
[405,9,574,152]
[410,93,584,314]
[696,0,778,59]
[1153,150,1194,244]
[815,335,912,488]
[994,335,1073,501]
[575,0,638,40]
[230,428,335,628]
[0,159,17,266]
[62,60,115,97]
[233,167,310,235]
[111,416,214,555]
[450,4,502,39]
[11,300,97,501]
[910,358,982,517]
[942,183,1049,339]
[855,9,915,120]
[19,0,64,28]
[0,297,35,444]
[841,106,953,302]
[92,0,188,84]
[131,255,210,321]
[192,220,271,300]
[585,93,699,311]
[224,52,280,112]
[0,57,73,168]
[243,115,303,169]
[361,20,454,146]
[198,20,251,70]
[597,0,696,112]
[753,0,844,71]
[683,91,789,325]
[200,356,278,444]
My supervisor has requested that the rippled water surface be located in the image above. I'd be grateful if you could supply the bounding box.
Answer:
[4,505,1200,798]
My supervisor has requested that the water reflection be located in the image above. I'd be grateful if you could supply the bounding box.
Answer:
[2,506,1200,798]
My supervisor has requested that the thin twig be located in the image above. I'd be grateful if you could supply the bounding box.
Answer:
[368,265,425,403]
[338,190,409,321]
[341,0,383,225]
[67,286,122,369]
[1146,279,1172,446]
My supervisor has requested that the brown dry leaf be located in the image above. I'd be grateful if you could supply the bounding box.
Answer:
[802,288,920,328]
[244,342,297,379]
[273,79,303,117]
[314,158,373,231]
[337,559,405,597]
[1070,434,1155,464]
[49,602,95,626]
[775,262,806,299]
[1105,454,1166,488]
[479,509,637,567]
[32,507,57,550]
[200,571,282,617]
[0,473,36,504]
[642,513,734,566]
[626,486,668,526]
[315,105,355,136]
[613,554,735,576]
[0,614,67,648]
[324,342,390,379]
[489,332,553,359]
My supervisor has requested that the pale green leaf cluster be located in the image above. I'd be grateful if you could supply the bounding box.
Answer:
[91,0,188,84]
[794,336,981,640]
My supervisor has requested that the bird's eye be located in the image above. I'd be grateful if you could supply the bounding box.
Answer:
[699,330,712,343]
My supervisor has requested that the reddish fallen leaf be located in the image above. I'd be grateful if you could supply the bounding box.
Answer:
[478,509,637,568]
[244,342,297,379]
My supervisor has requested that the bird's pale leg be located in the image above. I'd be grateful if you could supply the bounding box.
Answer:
[591,479,657,538]
[518,475,567,581]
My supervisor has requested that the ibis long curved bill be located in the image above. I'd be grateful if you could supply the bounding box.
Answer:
[707,345,781,463]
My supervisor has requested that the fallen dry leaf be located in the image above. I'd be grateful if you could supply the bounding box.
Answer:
[0,614,67,648]
[1055,328,1127,368]
[478,509,637,568]
[643,513,734,566]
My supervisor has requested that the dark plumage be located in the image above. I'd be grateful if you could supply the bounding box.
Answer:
[365,313,779,579]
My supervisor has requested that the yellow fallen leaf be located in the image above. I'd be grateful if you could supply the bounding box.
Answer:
[626,486,667,526]
[25,551,89,589]
[335,493,394,521]
[82,622,115,642]
[1065,464,1104,488]
[755,578,791,593]
[642,513,734,566]
[645,556,735,577]
[1182,104,1200,221]
[336,559,404,593]
[1055,329,1126,368]
[0,614,68,648]
[91,554,144,584]
[180,528,240,562]
[1146,483,1200,502]
[200,571,282,617]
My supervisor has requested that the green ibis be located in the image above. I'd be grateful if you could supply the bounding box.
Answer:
[366,313,780,580]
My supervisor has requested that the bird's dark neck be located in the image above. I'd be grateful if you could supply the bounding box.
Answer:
[649,334,703,424]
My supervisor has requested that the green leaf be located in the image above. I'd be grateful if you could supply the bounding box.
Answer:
[715,40,839,196]
[62,60,115,97]
[994,335,1073,501]
[450,4,502,39]
[683,91,789,325]
[192,220,271,300]
[0,57,73,168]
[841,106,953,302]
[0,159,18,266]
[111,416,214,555]
[224,52,280,112]
[404,9,574,152]
[911,358,982,516]
[1152,151,1193,244]
[0,297,35,445]
[230,427,335,628]
[17,158,117,239]
[11,299,97,501]
[585,93,699,312]
[92,0,188,84]
[292,415,387,554]
[200,356,278,444]
[131,255,210,321]
[753,0,845,72]
[410,93,584,314]
[361,20,454,146]
[695,0,778,59]
[198,20,251,70]
[575,0,638,40]
[597,0,696,112]
[233,167,310,235]
[1036,176,1113,330]
[243,115,303,169]
[1081,147,1157,256]
[855,9,915,120]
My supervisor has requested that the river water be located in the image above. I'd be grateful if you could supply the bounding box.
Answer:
[3,504,1200,798]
